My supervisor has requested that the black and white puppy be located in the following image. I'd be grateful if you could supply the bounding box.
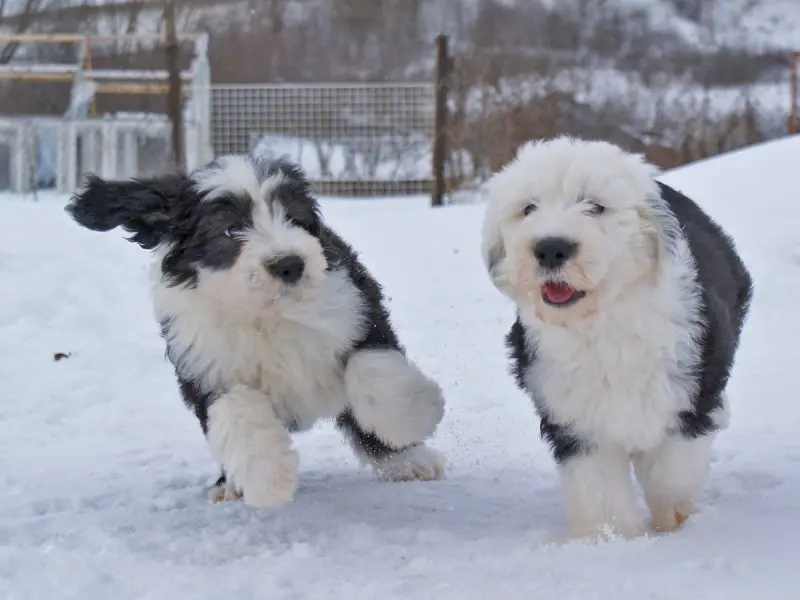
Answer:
[481,136,753,540]
[66,153,446,508]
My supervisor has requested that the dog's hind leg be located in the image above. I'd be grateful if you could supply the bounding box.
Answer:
[337,348,447,482]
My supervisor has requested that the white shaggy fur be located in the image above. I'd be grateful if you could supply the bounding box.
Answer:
[153,259,367,508]
[193,155,273,203]
[344,349,446,449]
[156,268,447,500]
[66,153,448,507]
[482,136,715,540]
[150,159,368,431]
[207,385,300,508]
[196,191,329,316]
[147,156,447,505]
[153,266,365,429]
[633,434,715,532]
[209,481,242,503]
[559,445,644,540]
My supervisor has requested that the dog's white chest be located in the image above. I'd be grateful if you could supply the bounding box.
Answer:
[528,311,696,452]
[218,319,355,429]
[155,270,366,431]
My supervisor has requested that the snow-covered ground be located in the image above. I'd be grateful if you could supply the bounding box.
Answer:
[2,136,800,598]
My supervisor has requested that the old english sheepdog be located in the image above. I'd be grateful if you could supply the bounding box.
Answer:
[65,153,446,508]
[481,136,753,540]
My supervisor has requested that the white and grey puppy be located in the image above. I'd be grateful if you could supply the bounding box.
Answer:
[66,153,446,508]
[482,136,752,540]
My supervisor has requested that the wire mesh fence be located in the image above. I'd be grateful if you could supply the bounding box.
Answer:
[0,81,437,198]
[210,83,436,197]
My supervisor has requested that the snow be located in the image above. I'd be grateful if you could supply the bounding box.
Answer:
[582,0,800,52]
[2,135,800,598]
[675,0,800,52]
[731,0,800,51]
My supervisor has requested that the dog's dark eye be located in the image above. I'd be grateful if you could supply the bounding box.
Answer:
[523,203,537,216]
[222,227,239,238]
[586,202,606,216]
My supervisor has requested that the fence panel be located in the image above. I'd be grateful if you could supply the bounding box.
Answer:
[0,116,201,194]
[210,83,436,197]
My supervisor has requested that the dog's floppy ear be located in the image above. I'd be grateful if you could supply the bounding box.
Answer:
[640,181,682,271]
[259,155,322,235]
[481,214,512,295]
[66,173,189,249]
[485,240,507,284]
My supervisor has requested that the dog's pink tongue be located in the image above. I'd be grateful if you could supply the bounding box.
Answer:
[543,282,575,304]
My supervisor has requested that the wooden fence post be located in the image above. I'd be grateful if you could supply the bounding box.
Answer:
[165,0,185,171]
[432,34,449,207]
[790,52,798,135]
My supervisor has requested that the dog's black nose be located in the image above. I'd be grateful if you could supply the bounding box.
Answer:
[533,237,578,270]
[265,255,305,284]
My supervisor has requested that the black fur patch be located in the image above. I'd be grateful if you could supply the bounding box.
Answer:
[319,226,403,353]
[65,173,189,249]
[656,182,754,439]
[175,373,219,435]
[160,192,255,288]
[506,317,590,463]
[335,408,403,460]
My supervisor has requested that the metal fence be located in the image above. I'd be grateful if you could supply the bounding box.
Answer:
[210,83,436,197]
[0,115,206,194]
[0,32,213,195]
[0,81,436,197]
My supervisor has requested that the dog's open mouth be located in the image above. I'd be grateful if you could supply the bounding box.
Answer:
[541,281,586,307]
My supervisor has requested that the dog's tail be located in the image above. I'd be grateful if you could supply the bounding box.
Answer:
[66,173,186,250]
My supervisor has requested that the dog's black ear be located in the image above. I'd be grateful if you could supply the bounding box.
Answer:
[66,173,189,249]
[262,156,322,235]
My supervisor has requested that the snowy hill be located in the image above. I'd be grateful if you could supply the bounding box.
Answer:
[1,136,800,598]
[501,0,800,51]
[614,0,800,51]
[5,0,800,52]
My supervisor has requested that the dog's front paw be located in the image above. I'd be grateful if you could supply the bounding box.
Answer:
[207,386,300,509]
[209,481,243,504]
[649,499,696,533]
[238,447,300,508]
[565,513,645,543]
[373,444,446,482]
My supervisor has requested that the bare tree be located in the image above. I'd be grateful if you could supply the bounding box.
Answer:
[0,0,56,64]
[164,0,184,171]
